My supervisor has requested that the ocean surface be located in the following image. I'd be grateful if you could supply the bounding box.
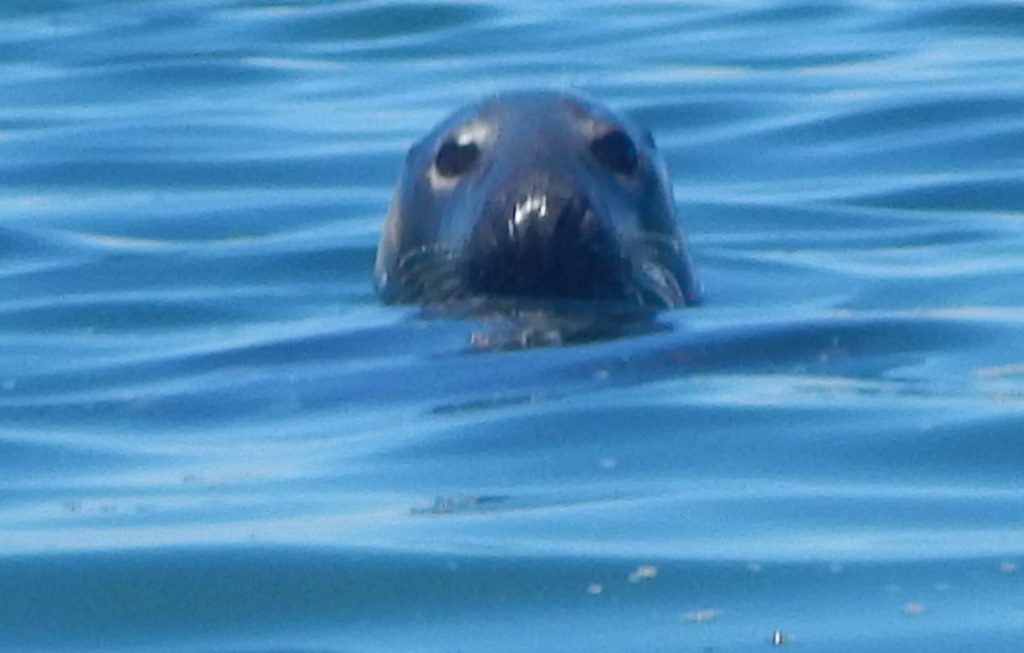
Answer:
[2,1,1024,651]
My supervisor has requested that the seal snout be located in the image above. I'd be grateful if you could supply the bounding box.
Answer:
[504,177,593,249]
[467,179,624,300]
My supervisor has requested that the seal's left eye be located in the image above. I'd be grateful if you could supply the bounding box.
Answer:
[591,129,639,176]
[435,138,479,178]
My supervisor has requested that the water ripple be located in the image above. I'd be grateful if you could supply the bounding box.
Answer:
[3,1,1024,651]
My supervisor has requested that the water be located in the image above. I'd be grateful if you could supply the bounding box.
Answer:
[2,1,1024,650]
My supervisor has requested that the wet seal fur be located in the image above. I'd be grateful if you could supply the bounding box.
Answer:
[375,90,698,314]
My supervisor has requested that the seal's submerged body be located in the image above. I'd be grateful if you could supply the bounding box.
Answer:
[375,90,697,311]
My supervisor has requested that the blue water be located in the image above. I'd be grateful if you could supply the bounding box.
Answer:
[3,1,1024,651]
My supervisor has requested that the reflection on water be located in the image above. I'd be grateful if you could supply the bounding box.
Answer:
[2,1,1024,652]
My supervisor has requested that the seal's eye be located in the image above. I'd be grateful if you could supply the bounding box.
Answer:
[435,138,479,178]
[591,129,639,176]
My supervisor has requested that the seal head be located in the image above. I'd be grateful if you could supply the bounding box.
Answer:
[375,90,698,309]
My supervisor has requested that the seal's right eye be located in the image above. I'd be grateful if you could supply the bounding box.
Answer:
[591,129,639,177]
[435,138,479,178]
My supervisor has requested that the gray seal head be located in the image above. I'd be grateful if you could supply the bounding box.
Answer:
[375,90,698,310]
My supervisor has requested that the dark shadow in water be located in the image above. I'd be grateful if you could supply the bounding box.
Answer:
[419,298,674,351]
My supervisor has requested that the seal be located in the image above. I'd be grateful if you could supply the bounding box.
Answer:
[375,90,698,309]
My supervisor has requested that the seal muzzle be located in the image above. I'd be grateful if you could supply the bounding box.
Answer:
[466,178,627,301]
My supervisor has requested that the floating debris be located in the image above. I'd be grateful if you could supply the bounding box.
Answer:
[903,602,926,616]
[412,495,509,515]
[683,608,719,623]
[628,565,658,583]
[1000,560,1017,574]
[770,629,788,646]
[976,361,1024,379]
[586,583,603,595]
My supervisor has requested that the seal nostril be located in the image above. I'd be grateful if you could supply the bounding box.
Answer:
[551,196,598,248]
[513,194,548,229]
[507,191,584,247]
